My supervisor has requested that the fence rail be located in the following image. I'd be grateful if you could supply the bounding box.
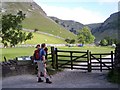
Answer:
[50,47,114,72]
[89,51,114,72]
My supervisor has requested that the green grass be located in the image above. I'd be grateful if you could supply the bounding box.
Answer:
[5,2,77,39]
[24,32,65,44]
[1,47,35,61]
[57,46,115,53]
[22,11,77,39]
[0,31,65,45]
[0,46,115,62]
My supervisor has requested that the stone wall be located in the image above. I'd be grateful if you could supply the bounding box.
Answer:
[1,59,36,77]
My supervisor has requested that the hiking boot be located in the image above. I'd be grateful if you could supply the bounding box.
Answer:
[38,78,43,83]
[46,78,52,84]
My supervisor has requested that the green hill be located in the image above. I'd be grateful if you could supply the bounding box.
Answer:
[24,32,65,44]
[2,2,76,42]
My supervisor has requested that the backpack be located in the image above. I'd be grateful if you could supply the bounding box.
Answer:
[34,49,40,60]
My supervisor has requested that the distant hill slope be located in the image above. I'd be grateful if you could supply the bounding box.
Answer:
[2,2,76,40]
[88,11,119,41]
[86,23,102,33]
[50,16,85,34]
[2,2,119,43]
[50,11,119,42]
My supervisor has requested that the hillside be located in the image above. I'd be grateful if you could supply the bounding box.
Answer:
[2,2,119,43]
[24,31,65,44]
[50,11,119,42]
[88,11,119,41]
[1,2,76,41]
[50,16,85,34]
[86,23,102,34]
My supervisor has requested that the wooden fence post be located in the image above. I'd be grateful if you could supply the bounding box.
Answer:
[89,51,92,72]
[70,52,73,70]
[111,51,114,70]
[4,56,7,62]
[100,54,102,72]
[55,48,58,69]
[51,47,55,69]
[87,50,91,72]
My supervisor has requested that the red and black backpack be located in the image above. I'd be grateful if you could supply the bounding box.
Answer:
[34,49,40,60]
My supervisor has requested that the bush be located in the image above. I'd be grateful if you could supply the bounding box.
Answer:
[34,28,39,32]
[100,39,108,46]
[107,70,120,84]
[65,38,75,44]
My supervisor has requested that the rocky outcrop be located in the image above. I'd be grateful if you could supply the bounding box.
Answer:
[89,11,120,41]
[50,16,84,34]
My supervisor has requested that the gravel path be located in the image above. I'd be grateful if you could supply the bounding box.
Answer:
[2,69,120,88]
[2,55,120,88]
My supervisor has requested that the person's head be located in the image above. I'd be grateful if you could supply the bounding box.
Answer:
[44,47,48,52]
[35,44,40,49]
[41,43,46,49]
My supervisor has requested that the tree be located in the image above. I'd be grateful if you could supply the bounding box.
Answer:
[69,39,75,44]
[100,39,108,46]
[65,38,71,43]
[77,27,95,44]
[104,36,118,45]
[1,11,33,47]
[65,38,75,44]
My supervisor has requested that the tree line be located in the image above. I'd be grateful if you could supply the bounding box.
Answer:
[65,27,118,46]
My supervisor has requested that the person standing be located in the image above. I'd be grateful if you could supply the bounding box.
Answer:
[37,43,52,84]
[32,44,41,74]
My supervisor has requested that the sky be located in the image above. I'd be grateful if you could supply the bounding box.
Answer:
[33,0,119,24]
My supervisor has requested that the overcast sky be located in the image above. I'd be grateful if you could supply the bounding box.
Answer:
[33,0,118,24]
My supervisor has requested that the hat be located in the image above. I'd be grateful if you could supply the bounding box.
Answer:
[35,44,40,48]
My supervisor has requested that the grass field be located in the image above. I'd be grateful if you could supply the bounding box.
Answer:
[0,31,66,46]
[0,46,115,62]
[58,46,115,53]
[24,32,66,44]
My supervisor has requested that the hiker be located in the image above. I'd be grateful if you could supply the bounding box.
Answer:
[37,43,52,84]
[32,44,41,74]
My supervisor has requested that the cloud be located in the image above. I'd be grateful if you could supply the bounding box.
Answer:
[39,4,106,24]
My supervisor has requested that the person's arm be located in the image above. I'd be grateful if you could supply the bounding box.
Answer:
[42,50,46,64]
[42,55,46,63]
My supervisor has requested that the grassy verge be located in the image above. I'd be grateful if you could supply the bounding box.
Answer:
[1,46,115,62]
[57,46,115,53]
[107,70,120,84]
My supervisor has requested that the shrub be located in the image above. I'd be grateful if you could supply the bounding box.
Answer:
[100,39,108,46]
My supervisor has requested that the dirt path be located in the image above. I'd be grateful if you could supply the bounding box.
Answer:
[2,69,119,88]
